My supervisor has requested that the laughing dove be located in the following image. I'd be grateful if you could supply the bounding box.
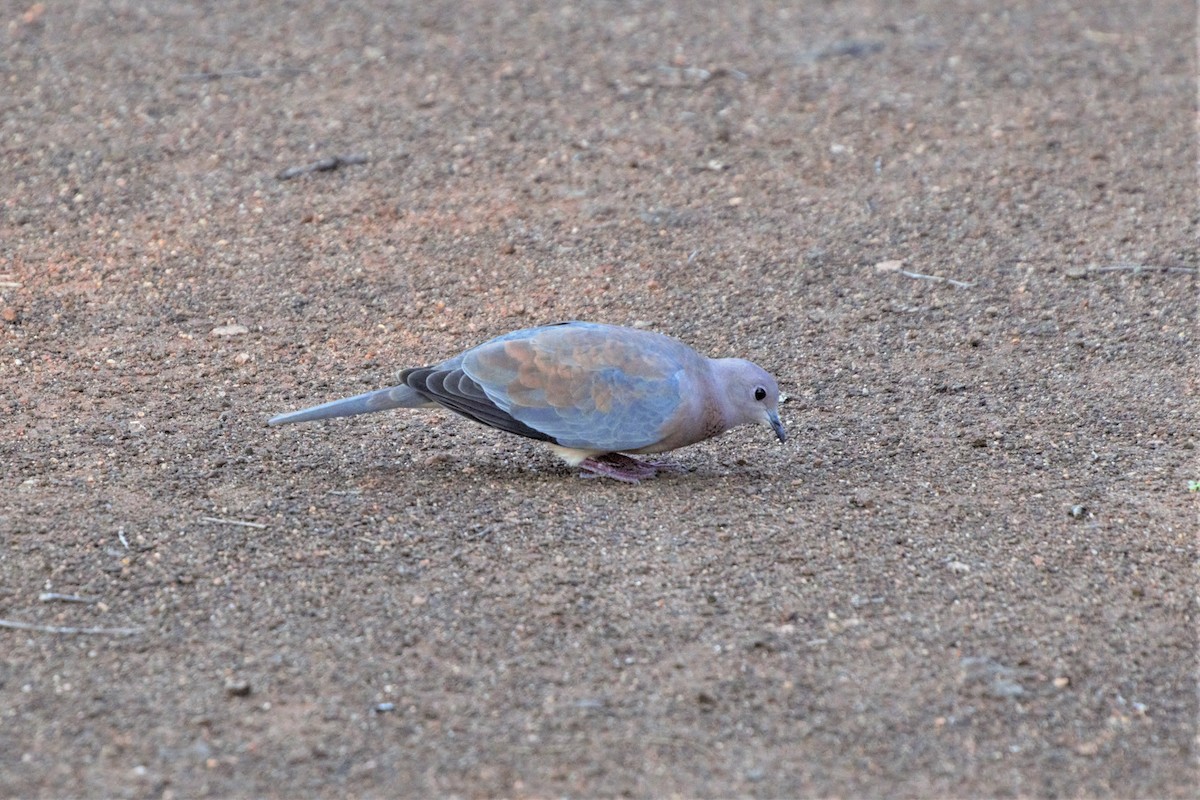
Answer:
[269,321,786,482]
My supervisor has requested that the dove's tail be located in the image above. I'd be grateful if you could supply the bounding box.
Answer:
[268,384,430,425]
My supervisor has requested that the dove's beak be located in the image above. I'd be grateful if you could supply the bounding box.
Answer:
[768,409,787,443]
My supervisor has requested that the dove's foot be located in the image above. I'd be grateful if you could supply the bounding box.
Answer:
[578,454,685,483]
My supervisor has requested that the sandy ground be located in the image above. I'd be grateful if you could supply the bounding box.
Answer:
[2,1,1197,797]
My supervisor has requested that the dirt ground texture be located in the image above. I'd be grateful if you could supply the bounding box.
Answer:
[2,1,1197,797]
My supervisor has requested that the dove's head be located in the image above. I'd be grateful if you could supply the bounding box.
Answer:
[713,358,787,443]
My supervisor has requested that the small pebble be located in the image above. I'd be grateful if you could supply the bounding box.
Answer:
[849,489,874,509]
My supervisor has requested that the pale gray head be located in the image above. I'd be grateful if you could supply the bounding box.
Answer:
[711,358,787,443]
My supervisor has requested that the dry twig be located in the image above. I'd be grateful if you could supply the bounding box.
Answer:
[201,516,267,529]
[0,618,141,636]
[1090,263,1197,275]
[277,154,369,181]
[179,66,308,82]
[898,269,974,288]
[38,593,96,604]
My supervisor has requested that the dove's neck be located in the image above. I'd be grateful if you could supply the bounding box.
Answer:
[707,358,749,430]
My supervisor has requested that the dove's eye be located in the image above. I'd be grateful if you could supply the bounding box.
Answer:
[754,386,766,401]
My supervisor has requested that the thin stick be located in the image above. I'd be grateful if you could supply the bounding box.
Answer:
[38,593,96,603]
[899,269,974,288]
[465,525,496,541]
[0,618,141,636]
[201,516,268,529]
[179,66,308,82]
[277,154,369,181]
[1090,264,1197,275]
[0,281,22,288]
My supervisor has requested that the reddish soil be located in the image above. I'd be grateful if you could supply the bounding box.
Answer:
[2,1,1196,797]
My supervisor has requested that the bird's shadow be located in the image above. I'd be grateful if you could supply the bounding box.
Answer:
[351,452,773,490]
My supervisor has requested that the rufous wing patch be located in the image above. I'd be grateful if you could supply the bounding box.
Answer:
[501,332,643,413]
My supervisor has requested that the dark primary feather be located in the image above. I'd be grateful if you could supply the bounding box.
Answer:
[402,367,557,443]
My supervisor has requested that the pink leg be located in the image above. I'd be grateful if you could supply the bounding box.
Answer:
[578,454,686,483]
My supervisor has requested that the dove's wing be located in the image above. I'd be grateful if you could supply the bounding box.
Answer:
[456,321,702,452]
